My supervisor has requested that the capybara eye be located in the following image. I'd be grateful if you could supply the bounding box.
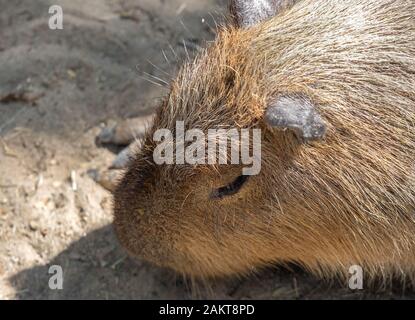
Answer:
[210,175,249,200]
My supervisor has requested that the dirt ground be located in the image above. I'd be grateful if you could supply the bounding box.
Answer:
[0,0,413,300]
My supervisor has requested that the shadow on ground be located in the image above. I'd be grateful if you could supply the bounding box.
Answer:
[8,224,385,300]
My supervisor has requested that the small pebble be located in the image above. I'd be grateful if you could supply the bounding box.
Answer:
[29,220,38,231]
[52,181,62,188]
[34,201,44,210]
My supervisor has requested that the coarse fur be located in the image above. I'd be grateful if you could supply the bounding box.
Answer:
[114,0,415,283]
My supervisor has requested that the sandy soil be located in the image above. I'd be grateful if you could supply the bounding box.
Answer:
[0,0,412,300]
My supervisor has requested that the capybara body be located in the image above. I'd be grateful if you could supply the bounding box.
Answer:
[114,0,415,280]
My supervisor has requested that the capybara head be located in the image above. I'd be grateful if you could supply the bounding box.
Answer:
[114,0,415,279]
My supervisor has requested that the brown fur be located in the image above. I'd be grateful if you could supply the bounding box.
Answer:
[114,0,415,282]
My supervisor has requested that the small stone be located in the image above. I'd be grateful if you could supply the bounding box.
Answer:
[110,146,133,169]
[87,169,119,192]
[67,69,77,79]
[86,169,99,181]
[46,199,55,211]
[52,181,62,188]
[29,220,38,231]
[53,193,67,209]
[34,201,44,210]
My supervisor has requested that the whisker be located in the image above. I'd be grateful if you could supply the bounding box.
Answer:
[168,43,179,62]
[142,71,169,86]
[180,19,195,38]
[208,12,219,32]
[146,59,172,78]
[135,64,165,87]
[181,190,194,209]
[161,49,171,66]
[182,39,190,61]
[136,74,165,87]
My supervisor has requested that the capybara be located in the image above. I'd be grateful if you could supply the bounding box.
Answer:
[113,0,415,281]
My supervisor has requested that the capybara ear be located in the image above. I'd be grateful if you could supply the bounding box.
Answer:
[264,95,327,142]
[229,0,296,28]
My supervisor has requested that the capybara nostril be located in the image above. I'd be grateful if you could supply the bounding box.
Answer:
[113,0,415,280]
